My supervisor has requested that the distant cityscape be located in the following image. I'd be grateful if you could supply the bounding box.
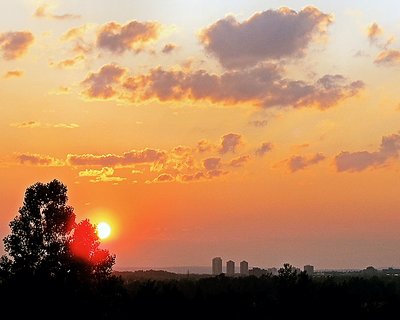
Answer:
[212,257,314,276]
[210,257,400,277]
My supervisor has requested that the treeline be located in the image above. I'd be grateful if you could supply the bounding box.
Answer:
[2,271,400,319]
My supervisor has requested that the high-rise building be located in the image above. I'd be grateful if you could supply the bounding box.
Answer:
[212,257,223,275]
[240,260,249,276]
[304,265,314,276]
[227,260,235,276]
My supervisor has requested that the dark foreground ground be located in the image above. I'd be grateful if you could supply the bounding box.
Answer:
[1,270,400,319]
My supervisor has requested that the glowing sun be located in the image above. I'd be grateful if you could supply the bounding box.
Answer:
[97,222,111,239]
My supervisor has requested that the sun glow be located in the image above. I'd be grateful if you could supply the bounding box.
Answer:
[97,222,111,239]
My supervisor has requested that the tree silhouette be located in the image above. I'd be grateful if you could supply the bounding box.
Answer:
[0,179,115,283]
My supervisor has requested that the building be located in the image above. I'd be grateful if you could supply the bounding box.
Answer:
[304,265,314,276]
[226,260,235,276]
[240,260,249,276]
[249,267,269,277]
[212,257,223,275]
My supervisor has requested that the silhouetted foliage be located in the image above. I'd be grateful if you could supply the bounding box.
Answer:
[0,180,119,319]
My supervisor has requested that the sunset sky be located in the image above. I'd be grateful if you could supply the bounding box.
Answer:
[1,0,400,271]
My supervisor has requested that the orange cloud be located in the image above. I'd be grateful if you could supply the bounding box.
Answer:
[367,22,383,44]
[200,6,332,69]
[78,167,126,183]
[0,31,34,60]
[16,153,64,166]
[97,21,160,54]
[52,55,85,69]
[34,4,80,20]
[67,148,167,167]
[10,121,79,129]
[374,50,400,66]
[335,133,400,172]
[3,70,23,78]
[287,153,325,172]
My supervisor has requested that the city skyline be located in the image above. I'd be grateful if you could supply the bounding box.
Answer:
[2,1,400,270]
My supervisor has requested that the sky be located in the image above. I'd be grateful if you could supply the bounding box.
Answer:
[1,0,400,271]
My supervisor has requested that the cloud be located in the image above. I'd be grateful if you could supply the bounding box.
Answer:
[82,63,363,109]
[249,119,268,127]
[34,4,80,20]
[367,22,383,44]
[162,43,177,54]
[147,173,175,183]
[288,153,325,172]
[203,157,221,170]
[335,133,400,172]
[16,153,64,166]
[0,31,34,60]
[10,121,79,129]
[374,50,400,66]
[199,6,332,69]
[229,155,250,167]
[97,20,160,54]
[61,25,88,41]
[3,70,23,78]
[81,64,127,99]
[220,133,242,154]
[255,142,273,157]
[78,167,126,183]
[67,148,167,167]
[179,172,206,182]
[197,139,215,153]
[52,55,85,68]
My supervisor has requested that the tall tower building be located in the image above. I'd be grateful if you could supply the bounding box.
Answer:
[240,260,249,276]
[304,265,314,276]
[226,260,235,276]
[212,257,223,275]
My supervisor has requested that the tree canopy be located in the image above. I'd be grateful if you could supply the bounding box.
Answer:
[0,179,115,282]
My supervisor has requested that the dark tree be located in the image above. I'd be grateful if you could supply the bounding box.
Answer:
[0,179,115,282]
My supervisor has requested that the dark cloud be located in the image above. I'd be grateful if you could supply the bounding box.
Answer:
[97,21,160,54]
[34,4,80,20]
[220,133,242,154]
[249,119,268,127]
[203,157,221,170]
[16,153,63,166]
[0,31,34,60]
[67,148,167,167]
[82,63,363,109]
[229,155,250,167]
[81,64,126,99]
[335,133,400,172]
[149,173,175,183]
[288,153,325,172]
[180,172,206,182]
[200,6,332,69]
[162,43,177,54]
[255,142,273,157]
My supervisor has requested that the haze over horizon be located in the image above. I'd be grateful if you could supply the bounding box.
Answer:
[1,1,400,270]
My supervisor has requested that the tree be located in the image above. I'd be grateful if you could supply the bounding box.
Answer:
[0,179,115,282]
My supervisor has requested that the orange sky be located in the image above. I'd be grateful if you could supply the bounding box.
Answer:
[1,0,400,270]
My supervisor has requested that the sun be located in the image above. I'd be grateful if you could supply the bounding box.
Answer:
[97,222,111,239]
